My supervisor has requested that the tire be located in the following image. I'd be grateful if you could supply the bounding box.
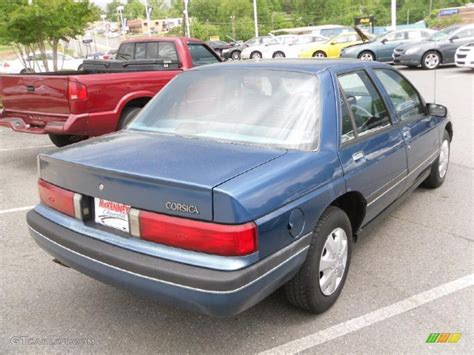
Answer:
[421,51,441,70]
[285,206,352,313]
[273,51,285,58]
[118,107,141,130]
[312,51,327,58]
[358,50,375,61]
[422,130,450,188]
[231,50,241,60]
[48,134,86,147]
[250,51,262,59]
[20,68,35,74]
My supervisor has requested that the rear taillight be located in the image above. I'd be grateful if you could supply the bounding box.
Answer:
[68,80,88,101]
[130,209,258,256]
[103,55,109,60]
[38,179,86,219]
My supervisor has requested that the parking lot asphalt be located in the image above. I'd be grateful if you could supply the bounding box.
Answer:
[0,66,472,354]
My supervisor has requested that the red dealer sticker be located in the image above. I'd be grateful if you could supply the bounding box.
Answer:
[94,198,131,233]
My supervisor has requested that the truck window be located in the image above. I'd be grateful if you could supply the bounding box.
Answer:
[117,43,134,60]
[158,42,178,61]
[135,43,147,59]
[188,44,220,66]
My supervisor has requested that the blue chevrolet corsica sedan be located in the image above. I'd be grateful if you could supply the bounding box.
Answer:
[27,59,453,316]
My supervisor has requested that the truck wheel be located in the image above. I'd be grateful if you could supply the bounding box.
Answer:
[48,134,86,147]
[422,130,450,189]
[118,107,141,130]
[285,206,352,314]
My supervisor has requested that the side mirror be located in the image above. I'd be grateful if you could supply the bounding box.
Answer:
[449,35,459,42]
[381,38,388,44]
[427,103,447,117]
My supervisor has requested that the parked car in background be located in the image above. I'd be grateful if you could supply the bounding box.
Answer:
[299,32,371,58]
[340,28,436,62]
[310,25,353,38]
[241,35,297,59]
[222,36,273,60]
[206,40,229,57]
[101,49,117,60]
[393,24,474,69]
[0,52,84,73]
[455,42,474,69]
[261,35,327,58]
[0,37,221,147]
[27,59,452,317]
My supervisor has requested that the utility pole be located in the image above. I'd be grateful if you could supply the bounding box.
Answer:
[253,0,258,37]
[391,0,396,30]
[230,16,236,39]
[145,0,151,36]
[183,0,191,38]
[429,0,433,14]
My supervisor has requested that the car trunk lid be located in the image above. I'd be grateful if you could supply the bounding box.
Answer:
[39,131,287,222]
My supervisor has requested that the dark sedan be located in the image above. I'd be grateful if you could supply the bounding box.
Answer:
[393,24,474,69]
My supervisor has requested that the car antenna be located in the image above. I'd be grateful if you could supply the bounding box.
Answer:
[433,67,437,104]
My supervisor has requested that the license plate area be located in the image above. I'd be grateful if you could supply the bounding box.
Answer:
[94,198,131,233]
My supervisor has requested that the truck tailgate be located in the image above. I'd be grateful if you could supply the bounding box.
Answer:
[1,74,70,114]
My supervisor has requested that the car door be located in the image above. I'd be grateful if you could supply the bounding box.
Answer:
[442,28,474,63]
[337,69,408,224]
[378,31,407,62]
[372,68,439,187]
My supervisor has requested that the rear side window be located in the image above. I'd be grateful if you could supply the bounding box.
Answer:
[135,43,147,59]
[338,70,391,136]
[158,42,178,61]
[117,43,134,60]
[188,44,220,66]
[374,69,425,121]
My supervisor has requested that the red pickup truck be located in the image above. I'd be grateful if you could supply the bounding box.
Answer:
[0,37,221,146]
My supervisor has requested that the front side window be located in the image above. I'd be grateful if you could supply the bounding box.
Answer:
[374,69,425,121]
[129,69,321,150]
[188,44,220,66]
[338,70,391,136]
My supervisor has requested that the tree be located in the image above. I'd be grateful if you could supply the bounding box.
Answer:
[124,0,146,20]
[0,0,99,72]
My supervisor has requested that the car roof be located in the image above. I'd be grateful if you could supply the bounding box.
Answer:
[192,58,391,74]
[120,36,205,44]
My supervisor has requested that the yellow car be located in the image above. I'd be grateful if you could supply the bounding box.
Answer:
[299,32,370,58]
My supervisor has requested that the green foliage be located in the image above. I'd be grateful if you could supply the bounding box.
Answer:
[124,0,145,20]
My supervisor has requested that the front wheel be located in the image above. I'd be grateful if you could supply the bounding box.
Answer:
[231,50,241,60]
[48,134,86,147]
[312,51,327,58]
[250,51,262,59]
[358,51,375,61]
[285,206,352,313]
[422,51,441,70]
[422,131,450,188]
[273,51,285,58]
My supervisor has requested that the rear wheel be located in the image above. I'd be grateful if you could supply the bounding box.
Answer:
[422,130,450,188]
[422,51,441,70]
[285,206,352,313]
[358,51,375,61]
[250,51,262,59]
[273,51,285,58]
[312,51,327,58]
[118,107,141,130]
[48,134,86,147]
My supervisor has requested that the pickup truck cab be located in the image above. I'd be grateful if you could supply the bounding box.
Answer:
[27,60,452,316]
[0,37,220,146]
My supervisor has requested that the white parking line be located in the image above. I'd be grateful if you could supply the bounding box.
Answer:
[259,274,474,354]
[0,206,35,215]
[0,145,54,152]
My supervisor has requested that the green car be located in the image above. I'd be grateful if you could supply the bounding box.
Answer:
[340,28,436,62]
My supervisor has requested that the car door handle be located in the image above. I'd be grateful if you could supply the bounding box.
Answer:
[352,151,365,162]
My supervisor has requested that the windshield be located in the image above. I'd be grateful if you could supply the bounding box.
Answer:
[429,26,459,41]
[129,69,321,151]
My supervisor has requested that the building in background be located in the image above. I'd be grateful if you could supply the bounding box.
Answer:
[438,4,474,24]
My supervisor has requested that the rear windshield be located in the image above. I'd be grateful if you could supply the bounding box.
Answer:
[129,69,321,150]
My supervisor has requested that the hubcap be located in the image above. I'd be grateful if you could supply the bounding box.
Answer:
[315,52,325,58]
[252,52,261,59]
[360,53,373,61]
[425,53,439,69]
[319,228,348,296]
[274,52,284,58]
[438,139,449,178]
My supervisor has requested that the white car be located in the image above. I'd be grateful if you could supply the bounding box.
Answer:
[455,42,474,69]
[241,35,297,59]
[262,35,327,59]
[0,52,84,74]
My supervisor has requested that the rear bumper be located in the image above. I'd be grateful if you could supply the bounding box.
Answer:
[27,210,310,316]
[0,111,88,135]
